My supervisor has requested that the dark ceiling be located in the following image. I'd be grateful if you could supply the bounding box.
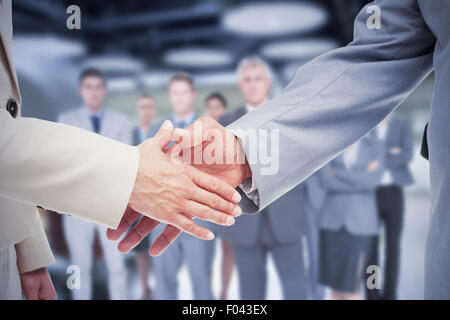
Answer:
[12,0,371,72]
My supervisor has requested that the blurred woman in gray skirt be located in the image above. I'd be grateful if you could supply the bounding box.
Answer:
[318,133,384,300]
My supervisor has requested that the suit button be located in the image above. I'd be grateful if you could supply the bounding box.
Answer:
[6,98,18,118]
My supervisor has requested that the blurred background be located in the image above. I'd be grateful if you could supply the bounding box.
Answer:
[11,0,433,300]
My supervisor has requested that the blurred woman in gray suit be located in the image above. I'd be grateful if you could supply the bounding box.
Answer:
[318,134,384,300]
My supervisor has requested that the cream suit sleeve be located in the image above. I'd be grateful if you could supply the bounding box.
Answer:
[0,0,138,277]
[14,210,55,273]
[0,109,140,228]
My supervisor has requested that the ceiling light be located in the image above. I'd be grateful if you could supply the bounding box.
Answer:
[107,77,137,91]
[164,48,233,68]
[13,35,86,57]
[82,54,144,73]
[261,39,339,61]
[222,2,328,36]
[139,71,174,87]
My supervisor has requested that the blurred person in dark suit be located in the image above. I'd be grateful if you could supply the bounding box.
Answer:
[204,92,234,300]
[133,94,158,146]
[58,68,131,300]
[318,134,383,300]
[153,73,216,300]
[132,94,158,300]
[303,173,327,299]
[205,92,227,122]
[366,115,414,300]
[219,57,308,299]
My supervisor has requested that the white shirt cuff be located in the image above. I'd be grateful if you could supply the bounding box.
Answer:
[239,177,260,207]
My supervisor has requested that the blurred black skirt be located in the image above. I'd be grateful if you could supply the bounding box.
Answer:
[319,228,375,293]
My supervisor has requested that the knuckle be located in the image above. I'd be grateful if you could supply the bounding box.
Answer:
[184,222,195,233]
[179,184,191,198]
[220,213,228,224]
[161,233,170,246]
[191,188,200,202]
[209,177,218,191]
[210,194,220,207]
[201,207,210,220]
[226,201,235,213]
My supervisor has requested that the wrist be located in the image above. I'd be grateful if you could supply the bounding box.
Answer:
[129,144,146,209]
[20,267,46,276]
[241,160,252,181]
[234,136,252,183]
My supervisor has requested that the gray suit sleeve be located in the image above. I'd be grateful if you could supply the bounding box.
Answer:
[387,120,414,169]
[228,0,435,213]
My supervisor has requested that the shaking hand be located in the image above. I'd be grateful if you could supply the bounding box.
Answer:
[171,116,252,188]
[107,120,242,255]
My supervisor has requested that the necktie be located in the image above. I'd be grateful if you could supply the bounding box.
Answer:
[91,115,101,134]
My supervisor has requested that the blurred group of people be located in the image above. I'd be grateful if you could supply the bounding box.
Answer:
[57,55,413,300]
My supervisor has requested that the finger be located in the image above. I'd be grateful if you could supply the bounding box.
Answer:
[191,185,242,218]
[153,120,174,148]
[190,167,242,205]
[168,212,215,240]
[172,128,189,144]
[149,225,182,256]
[106,206,140,241]
[186,201,235,226]
[164,143,176,154]
[182,117,216,148]
[170,128,193,163]
[117,217,160,253]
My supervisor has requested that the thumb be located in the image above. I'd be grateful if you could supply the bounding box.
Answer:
[154,120,174,148]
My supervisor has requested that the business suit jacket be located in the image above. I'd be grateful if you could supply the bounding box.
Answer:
[0,0,139,272]
[382,116,414,187]
[58,108,132,146]
[227,0,448,298]
[319,135,384,236]
[219,106,308,246]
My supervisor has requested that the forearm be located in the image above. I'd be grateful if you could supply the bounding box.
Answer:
[229,0,434,211]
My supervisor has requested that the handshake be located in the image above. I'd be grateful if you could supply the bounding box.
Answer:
[107,116,252,256]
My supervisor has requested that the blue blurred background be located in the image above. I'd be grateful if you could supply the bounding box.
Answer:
[11,0,433,299]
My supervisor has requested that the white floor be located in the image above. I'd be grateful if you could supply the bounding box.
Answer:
[132,240,284,300]
[126,190,431,300]
[397,191,430,299]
